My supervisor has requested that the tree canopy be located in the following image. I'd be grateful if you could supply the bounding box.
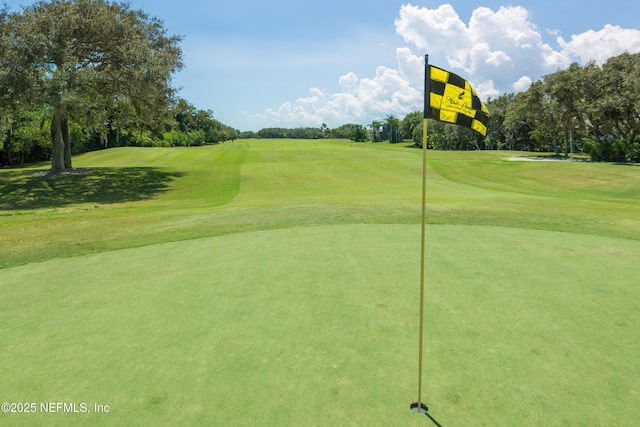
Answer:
[498,53,640,161]
[0,0,183,171]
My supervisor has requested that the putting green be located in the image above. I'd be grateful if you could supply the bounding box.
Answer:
[2,223,638,426]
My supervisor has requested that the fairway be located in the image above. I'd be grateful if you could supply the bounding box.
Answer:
[1,140,639,426]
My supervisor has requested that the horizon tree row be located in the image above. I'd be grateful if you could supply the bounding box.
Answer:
[5,51,638,165]
[0,96,240,166]
[244,115,402,143]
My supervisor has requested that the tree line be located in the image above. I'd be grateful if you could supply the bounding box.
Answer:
[486,52,640,162]
[0,97,239,166]
[243,115,401,143]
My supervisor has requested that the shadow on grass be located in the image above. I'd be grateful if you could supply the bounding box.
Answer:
[0,167,185,211]
[425,411,444,426]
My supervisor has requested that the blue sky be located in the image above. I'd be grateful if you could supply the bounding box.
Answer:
[6,1,640,131]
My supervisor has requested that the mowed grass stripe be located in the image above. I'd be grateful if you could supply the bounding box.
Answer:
[3,140,640,268]
[75,146,248,206]
[235,140,422,206]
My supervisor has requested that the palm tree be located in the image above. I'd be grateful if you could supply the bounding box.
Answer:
[370,120,383,142]
[385,114,400,143]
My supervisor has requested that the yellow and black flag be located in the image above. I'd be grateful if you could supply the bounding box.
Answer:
[425,63,490,136]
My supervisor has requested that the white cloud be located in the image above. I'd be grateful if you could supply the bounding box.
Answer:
[558,24,640,64]
[258,4,640,128]
[338,72,358,90]
[394,4,471,65]
[483,47,511,68]
[396,47,423,85]
[476,80,500,100]
[395,4,573,89]
[258,52,422,128]
[513,76,533,92]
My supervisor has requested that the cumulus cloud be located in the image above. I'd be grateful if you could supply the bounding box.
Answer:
[512,76,533,92]
[259,52,422,127]
[394,4,573,93]
[396,47,423,85]
[394,4,470,64]
[338,72,358,90]
[259,4,640,128]
[558,25,640,64]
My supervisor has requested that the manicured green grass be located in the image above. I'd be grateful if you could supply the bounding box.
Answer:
[2,142,639,268]
[1,140,639,425]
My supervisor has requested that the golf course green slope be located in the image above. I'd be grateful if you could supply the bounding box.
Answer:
[1,140,639,426]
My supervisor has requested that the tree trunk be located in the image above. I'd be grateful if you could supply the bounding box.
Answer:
[1,137,12,166]
[50,105,67,173]
[570,127,575,154]
[628,129,638,149]
[588,115,601,144]
[62,112,72,169]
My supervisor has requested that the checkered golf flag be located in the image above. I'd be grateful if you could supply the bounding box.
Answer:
[427,65,490,136]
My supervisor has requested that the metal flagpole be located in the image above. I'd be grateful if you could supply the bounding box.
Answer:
[412,54,430,415]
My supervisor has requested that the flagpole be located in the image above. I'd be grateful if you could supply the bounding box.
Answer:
[412,54,430,415]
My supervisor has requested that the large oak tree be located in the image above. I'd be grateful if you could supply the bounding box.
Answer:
[0,0,183,172]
